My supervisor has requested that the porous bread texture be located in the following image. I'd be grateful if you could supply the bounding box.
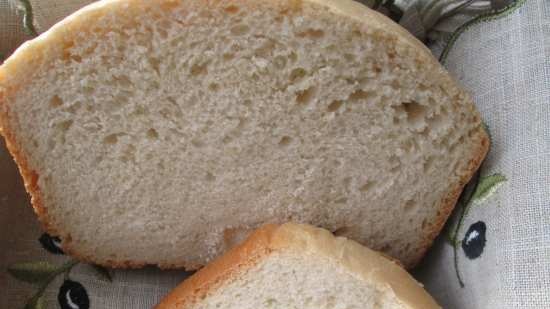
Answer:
[0,0,488,269]
[155,223,441,309]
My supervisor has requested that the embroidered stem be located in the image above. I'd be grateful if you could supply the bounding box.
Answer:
[437,0,479,23]
[16,0,38,37]
[452,169,481,287]
[27,259,79,305]
[439,0,528,64]
[63,259,79,280]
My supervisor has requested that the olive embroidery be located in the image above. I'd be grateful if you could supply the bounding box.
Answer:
[38,233,64,255]
[462,221,487,259]
[446,171,506,287]
[6,235,111,308]
[58,280,90,309]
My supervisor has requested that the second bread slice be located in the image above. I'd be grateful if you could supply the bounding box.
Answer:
[156,223,441,309]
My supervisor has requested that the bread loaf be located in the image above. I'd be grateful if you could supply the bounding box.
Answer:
[0,0,488,269]
[156,223,441,309]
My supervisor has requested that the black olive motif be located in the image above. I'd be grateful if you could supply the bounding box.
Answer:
[38,233,64,255]
[461,221,487,259]
[58,280,90,309]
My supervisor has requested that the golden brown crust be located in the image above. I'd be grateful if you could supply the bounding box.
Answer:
[309,0,490,269]
[0,89,58,236]
[410,127,489,268]
[155,223,441,309]
[0,0,488,270]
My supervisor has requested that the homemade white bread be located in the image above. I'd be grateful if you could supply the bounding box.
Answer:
[0,0,488,269]
[156,223,441,309]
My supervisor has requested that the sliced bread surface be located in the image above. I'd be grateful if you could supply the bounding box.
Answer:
[0,0,488,269]
[156,223,441,309]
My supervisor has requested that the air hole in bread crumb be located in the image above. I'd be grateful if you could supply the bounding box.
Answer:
[82,86,95,95]
[65,101,82,114]
[133,105,146,116]
[334,197,348,204]
[120,145,136,163]
[114,75,132,88]
[224,5,239,13]
[274,14,284,23]
[190,62,208,76]
[157,28,168,40]
[191,138,204,148]
[360,181,375,192]
[208,83,220,91]
[146,128,159,140]
[279,136,292,146]
[297,28,324,39]
[223,53,235,61]
[290,67,306,82]
[103,134,119,145]
[423,156,435,172]
[296,86,316,105]
[403,101,427,127]
[57,120,73,132]
[230,24,250,35]
[205,172,216,181]
[403,199,417,212]
[157,161,165,170]
[349,89,374,101]
[49,95,64,108]
[70,55,82,63]
[289,52,298,63]
[343,177,351,186]
[388,155,400,172]
[255,41,275,58]
[344,53,355,62]
[149,57,161,74]
[327,100,343,112]
[402,140,415,153]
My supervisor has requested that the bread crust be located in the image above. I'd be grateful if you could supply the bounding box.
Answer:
[155,223,441,309]
[413,128,489,268]
[0,0,488,269]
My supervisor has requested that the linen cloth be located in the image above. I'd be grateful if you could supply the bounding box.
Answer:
[0,0,548,308]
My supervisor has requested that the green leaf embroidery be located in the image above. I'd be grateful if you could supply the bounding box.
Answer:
[92,265,113,282]
[472,173,507,201]
[7,261,59,285]
[9,260,79,309]
[16,0,38,37]
[439,0,528,64]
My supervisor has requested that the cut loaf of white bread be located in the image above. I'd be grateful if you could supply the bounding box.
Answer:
[0,0,488,269]
[156,223,441,309]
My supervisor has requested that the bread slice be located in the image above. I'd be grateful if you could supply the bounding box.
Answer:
[0,0,488,269]
[156,223,441,309]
